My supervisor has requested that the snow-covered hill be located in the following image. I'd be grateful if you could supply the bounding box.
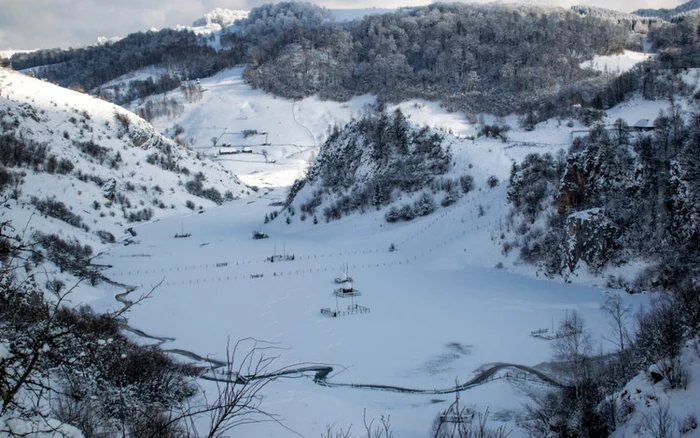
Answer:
[0,66,247,252]
[120,67,374,191]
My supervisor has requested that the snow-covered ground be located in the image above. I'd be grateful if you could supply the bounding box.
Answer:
[84,66,700,437]
[5,63,694,436]
[84,69,679,433]
[581,50,653,74]
[133,67,374,189]
[92,178,649,437]
[611,338,700,438]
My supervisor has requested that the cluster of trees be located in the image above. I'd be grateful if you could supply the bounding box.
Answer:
[136,96,185,121]
[523,281,699,437]
[292,109,452,222]
[31,232,98,282]
[104,74,182,105]
[507,108,700,288]
[385,192,437,222]
[31,196,89,231]
[241,2,634,115]
[634,0,700,20]
[571,5,659,35]
[185,171,225,205]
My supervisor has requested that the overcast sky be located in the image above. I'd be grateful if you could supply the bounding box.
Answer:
[0,0,687,50]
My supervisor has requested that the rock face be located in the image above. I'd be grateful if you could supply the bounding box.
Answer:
[558,160,589,215]
[563,208,619,272]
[668,160,699,245]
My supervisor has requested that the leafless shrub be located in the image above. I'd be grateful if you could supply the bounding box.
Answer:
[641,401,676,438]
[658,356,690,391]
[679,413,697,435]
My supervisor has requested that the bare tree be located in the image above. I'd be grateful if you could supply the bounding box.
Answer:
[319,409,394,438]
[432,381,508,438]
[552,310,592,396]
[642,401,676,438]
[601,293,632,351]
[161,338,311,438]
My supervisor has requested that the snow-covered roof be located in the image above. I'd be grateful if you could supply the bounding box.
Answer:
[634,118,653,128]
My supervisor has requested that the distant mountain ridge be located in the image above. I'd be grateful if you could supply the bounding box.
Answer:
[634,0,700,19]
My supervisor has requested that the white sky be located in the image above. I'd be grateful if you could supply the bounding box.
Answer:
[0,0,687,50]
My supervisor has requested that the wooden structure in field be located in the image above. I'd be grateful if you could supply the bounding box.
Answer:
[322,265,369,317]
[320,304,371,318]
[174,222,191,238]
[267,241,294,262]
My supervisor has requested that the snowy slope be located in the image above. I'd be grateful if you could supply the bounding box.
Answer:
[0,66,247,249]
[610,338,700,438]
[128,67,374,191]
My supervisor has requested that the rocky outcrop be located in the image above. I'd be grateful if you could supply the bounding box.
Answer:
[563,208,619,272]
[102,178,117,201]
[558,160,589,214]
[668,160,699,245]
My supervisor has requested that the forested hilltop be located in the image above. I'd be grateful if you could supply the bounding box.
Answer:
[634,0,700,20]
[2,1,657,116]
[242,2,639,115]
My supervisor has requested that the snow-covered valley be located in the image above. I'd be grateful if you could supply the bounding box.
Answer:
[91,186,650,437]
[75,65,682,437]
[2,55,697,436]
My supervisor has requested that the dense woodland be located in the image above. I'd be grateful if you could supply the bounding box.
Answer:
[241,2,639,115]
[507,108,700,284]
[0,1,661,116]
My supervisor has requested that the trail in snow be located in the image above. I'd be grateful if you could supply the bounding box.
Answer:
[293,100,317,148]
[200,362,564,394]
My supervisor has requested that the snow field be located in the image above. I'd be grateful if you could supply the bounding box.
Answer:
[4,64,682,436]
[84,67,688,436]
[580,50,653,74]
[94,190,648,437]
[134,67,374,190]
